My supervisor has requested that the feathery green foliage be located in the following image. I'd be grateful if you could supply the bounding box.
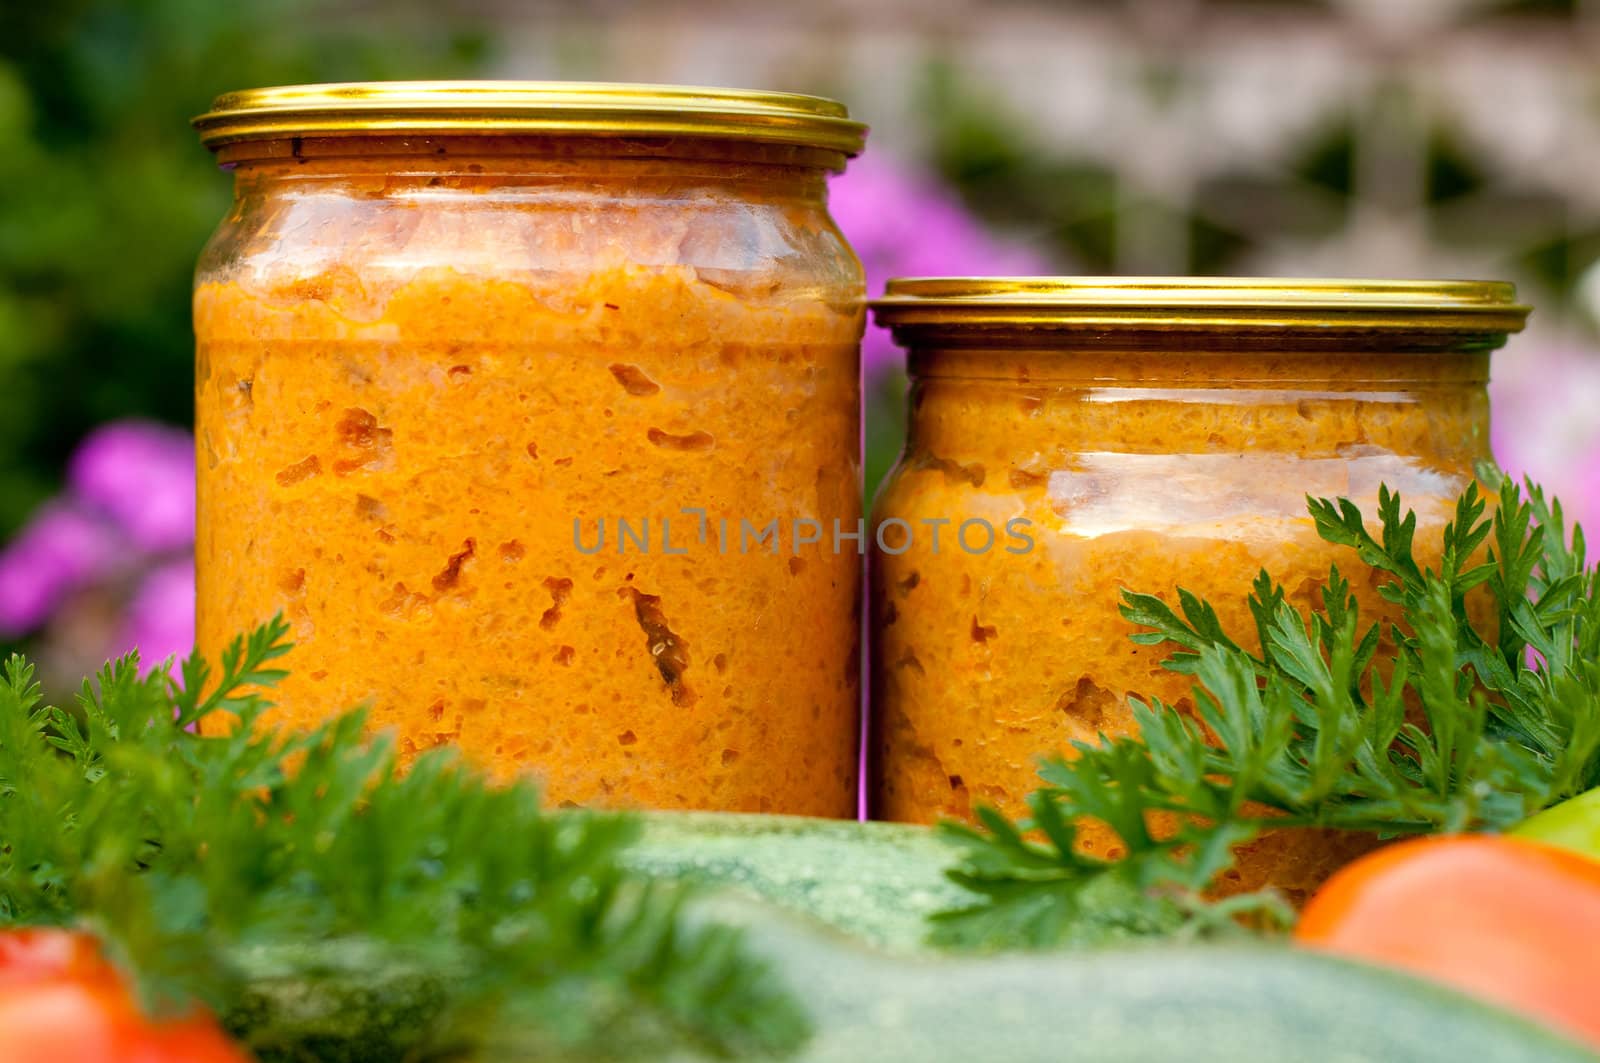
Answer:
[0,618,806,1060]
[934,474,1600,949]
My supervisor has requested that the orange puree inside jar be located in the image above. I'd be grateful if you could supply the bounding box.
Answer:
[192,84,867,815]
[868,278,1527,899]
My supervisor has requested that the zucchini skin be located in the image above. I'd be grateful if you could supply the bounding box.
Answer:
[222,813,1600,1062]
[625,812,964,952]
[223,942,460,1063]
[722,900,1600,1063]
[226,930,1599,1063]
[637,814,1599,1063]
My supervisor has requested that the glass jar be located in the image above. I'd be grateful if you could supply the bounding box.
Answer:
[192,83,866,816]
[868,278,1528,896]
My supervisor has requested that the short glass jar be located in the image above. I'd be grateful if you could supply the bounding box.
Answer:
[867,278,1528,896]
[192,82,867,816]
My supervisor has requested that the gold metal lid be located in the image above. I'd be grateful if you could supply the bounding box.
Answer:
[872,277,1530,348]
[194,80,867,158]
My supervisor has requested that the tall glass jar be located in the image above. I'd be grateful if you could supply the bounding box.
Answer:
[868,278,1528,897]
[192,83,866,816]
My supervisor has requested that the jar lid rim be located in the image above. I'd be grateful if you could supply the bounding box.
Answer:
[872,276,1530,337]
[194,80,867,157]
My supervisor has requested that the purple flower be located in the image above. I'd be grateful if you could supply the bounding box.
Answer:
[832,153,1051,379]
[1491,344,1600,537]
[118,558,195,675]
[0,502,122,637]
[69,420,195,553]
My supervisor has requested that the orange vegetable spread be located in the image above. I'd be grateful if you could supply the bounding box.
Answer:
[868,279,1527,898]
[192,84,867,816]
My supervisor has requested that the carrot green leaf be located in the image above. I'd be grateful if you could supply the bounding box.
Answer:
[935,474,1600,949]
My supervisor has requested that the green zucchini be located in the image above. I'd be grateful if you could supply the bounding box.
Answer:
[623,811,963,951]
[228,812,1598,1062]
[1513,786,1600,860]
[224,940,457,1063]
[710,897,1599,1063]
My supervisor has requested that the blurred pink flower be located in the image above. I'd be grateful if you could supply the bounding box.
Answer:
[1,418,196,669]
[1491,344,1600,537]
[119,559,196,674]
[69,419,195,553]
[0,502,122,637]
[831,153,1050,379]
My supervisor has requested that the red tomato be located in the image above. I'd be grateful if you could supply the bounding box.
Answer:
[1296,835,1600,1049]
[0,927,109,988]
[0,928,249,1063]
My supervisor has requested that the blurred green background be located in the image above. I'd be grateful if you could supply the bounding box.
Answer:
[0,0,491,534]
[7,0,1600,533]
[4,0,1600,674]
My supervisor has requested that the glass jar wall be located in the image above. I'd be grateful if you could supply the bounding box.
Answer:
[868,278,1528,897]
[192,83,866,816]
